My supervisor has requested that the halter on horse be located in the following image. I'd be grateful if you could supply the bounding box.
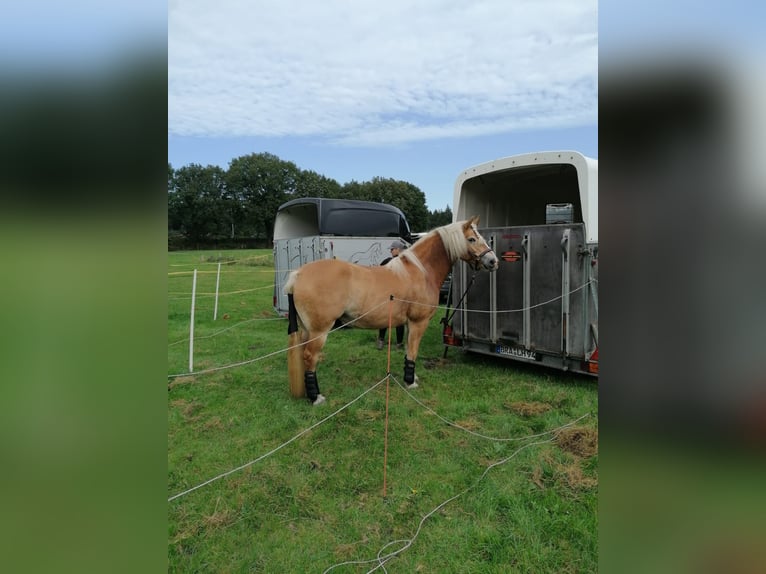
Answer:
[285,216,499,404]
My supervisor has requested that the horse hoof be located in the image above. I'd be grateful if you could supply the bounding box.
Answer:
[312,394,326,406]
[407,381,419,389]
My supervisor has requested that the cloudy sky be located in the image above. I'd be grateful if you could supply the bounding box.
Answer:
[168,0,598,211]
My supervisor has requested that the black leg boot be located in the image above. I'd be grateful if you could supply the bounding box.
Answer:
[404,358,417,388]
[304,371,326,405]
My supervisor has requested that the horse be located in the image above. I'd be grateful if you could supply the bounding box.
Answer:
[284,216,499,405]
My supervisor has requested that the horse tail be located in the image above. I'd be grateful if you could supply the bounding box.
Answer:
[287,291,306,398]
[284,269,299,295]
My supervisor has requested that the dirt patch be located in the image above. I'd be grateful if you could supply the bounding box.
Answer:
[556,426,598,458]
[170,400,203,421]
[505,401,552,416]
[168,376,196,390]
[530,451,597,491]
[334,536,370,559]
[203,505,236,530]
[355,409,382,422]
[169,524,200,545]
[561,461,598,490]
[204,416,223,431]
[423,357,450,369]
[455,418,481,430]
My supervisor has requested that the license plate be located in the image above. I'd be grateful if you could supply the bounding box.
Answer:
[495,344,537,360]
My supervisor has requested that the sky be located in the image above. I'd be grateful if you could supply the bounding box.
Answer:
[2,1,761,212]
[0,1,165,70]
[168,0,598,211]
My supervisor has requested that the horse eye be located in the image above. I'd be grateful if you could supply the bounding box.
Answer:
[468,237,476,243]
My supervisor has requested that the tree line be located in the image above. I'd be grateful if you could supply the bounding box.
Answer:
[168,152,452,249]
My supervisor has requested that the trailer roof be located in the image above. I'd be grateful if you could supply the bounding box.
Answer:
[277,197,406,216]
[274,197,409,240]
[453,151,598,243]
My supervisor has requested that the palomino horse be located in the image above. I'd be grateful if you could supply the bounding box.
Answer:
[285,216,499,404]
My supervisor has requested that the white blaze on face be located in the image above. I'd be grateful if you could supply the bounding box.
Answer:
[471,224,499,270]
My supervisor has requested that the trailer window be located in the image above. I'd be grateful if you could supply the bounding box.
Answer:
[322,209,402,237]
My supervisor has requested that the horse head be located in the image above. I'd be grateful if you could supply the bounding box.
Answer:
[461,216,499,271]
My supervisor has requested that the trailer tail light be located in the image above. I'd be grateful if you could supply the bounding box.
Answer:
[586,346,599,374]
[443,324,460,346]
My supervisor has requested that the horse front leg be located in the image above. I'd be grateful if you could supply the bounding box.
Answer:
[403,319,429,388]
[303,331,327,405]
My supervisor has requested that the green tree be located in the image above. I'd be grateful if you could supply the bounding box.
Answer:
[168,163,227,244]
[168,162,175,193]
[295,169,342,199]
[428,204,453,228]
[168,152,435,246]
[226,153,301,241]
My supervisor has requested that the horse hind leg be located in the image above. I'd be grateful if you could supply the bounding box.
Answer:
[303,330,328,405]
[287,293,327,405]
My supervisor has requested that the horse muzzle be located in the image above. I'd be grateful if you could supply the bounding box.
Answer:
[479,250,499,271]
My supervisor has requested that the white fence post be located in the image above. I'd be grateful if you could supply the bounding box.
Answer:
[213,262,221,320]
[189,269,197,373]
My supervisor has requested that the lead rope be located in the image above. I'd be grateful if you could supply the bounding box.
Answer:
[441,270,477,358]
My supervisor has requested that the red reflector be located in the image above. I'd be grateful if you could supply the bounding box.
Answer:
[501,250,521,262]
[442,325,459,346]
[587,346,599,374]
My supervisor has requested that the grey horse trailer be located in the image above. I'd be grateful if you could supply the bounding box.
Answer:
[443,151,598,376]
[273,198,412,315]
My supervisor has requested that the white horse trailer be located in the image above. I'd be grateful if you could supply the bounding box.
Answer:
[273,198,412,315]
[443,151,598,376]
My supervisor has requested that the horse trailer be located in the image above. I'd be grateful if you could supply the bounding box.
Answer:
[273,198,412,315]
[443,151,598,376]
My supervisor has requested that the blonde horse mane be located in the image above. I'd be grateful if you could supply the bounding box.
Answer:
[386,220,470,278]
[435,221,471,261]
[392,249,426,276]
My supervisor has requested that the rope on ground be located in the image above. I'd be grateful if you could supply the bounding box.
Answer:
[322,413,590,573]
[168,375,389,503]
[392,374,590,442]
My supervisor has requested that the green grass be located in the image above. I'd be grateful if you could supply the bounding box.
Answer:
[168,249,597,573]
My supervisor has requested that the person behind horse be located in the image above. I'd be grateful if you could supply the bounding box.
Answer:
[377,239,406,350]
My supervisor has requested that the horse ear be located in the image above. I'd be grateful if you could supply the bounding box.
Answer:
[463,215,480,229]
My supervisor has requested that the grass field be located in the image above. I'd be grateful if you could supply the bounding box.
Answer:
[168,249,598,573]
